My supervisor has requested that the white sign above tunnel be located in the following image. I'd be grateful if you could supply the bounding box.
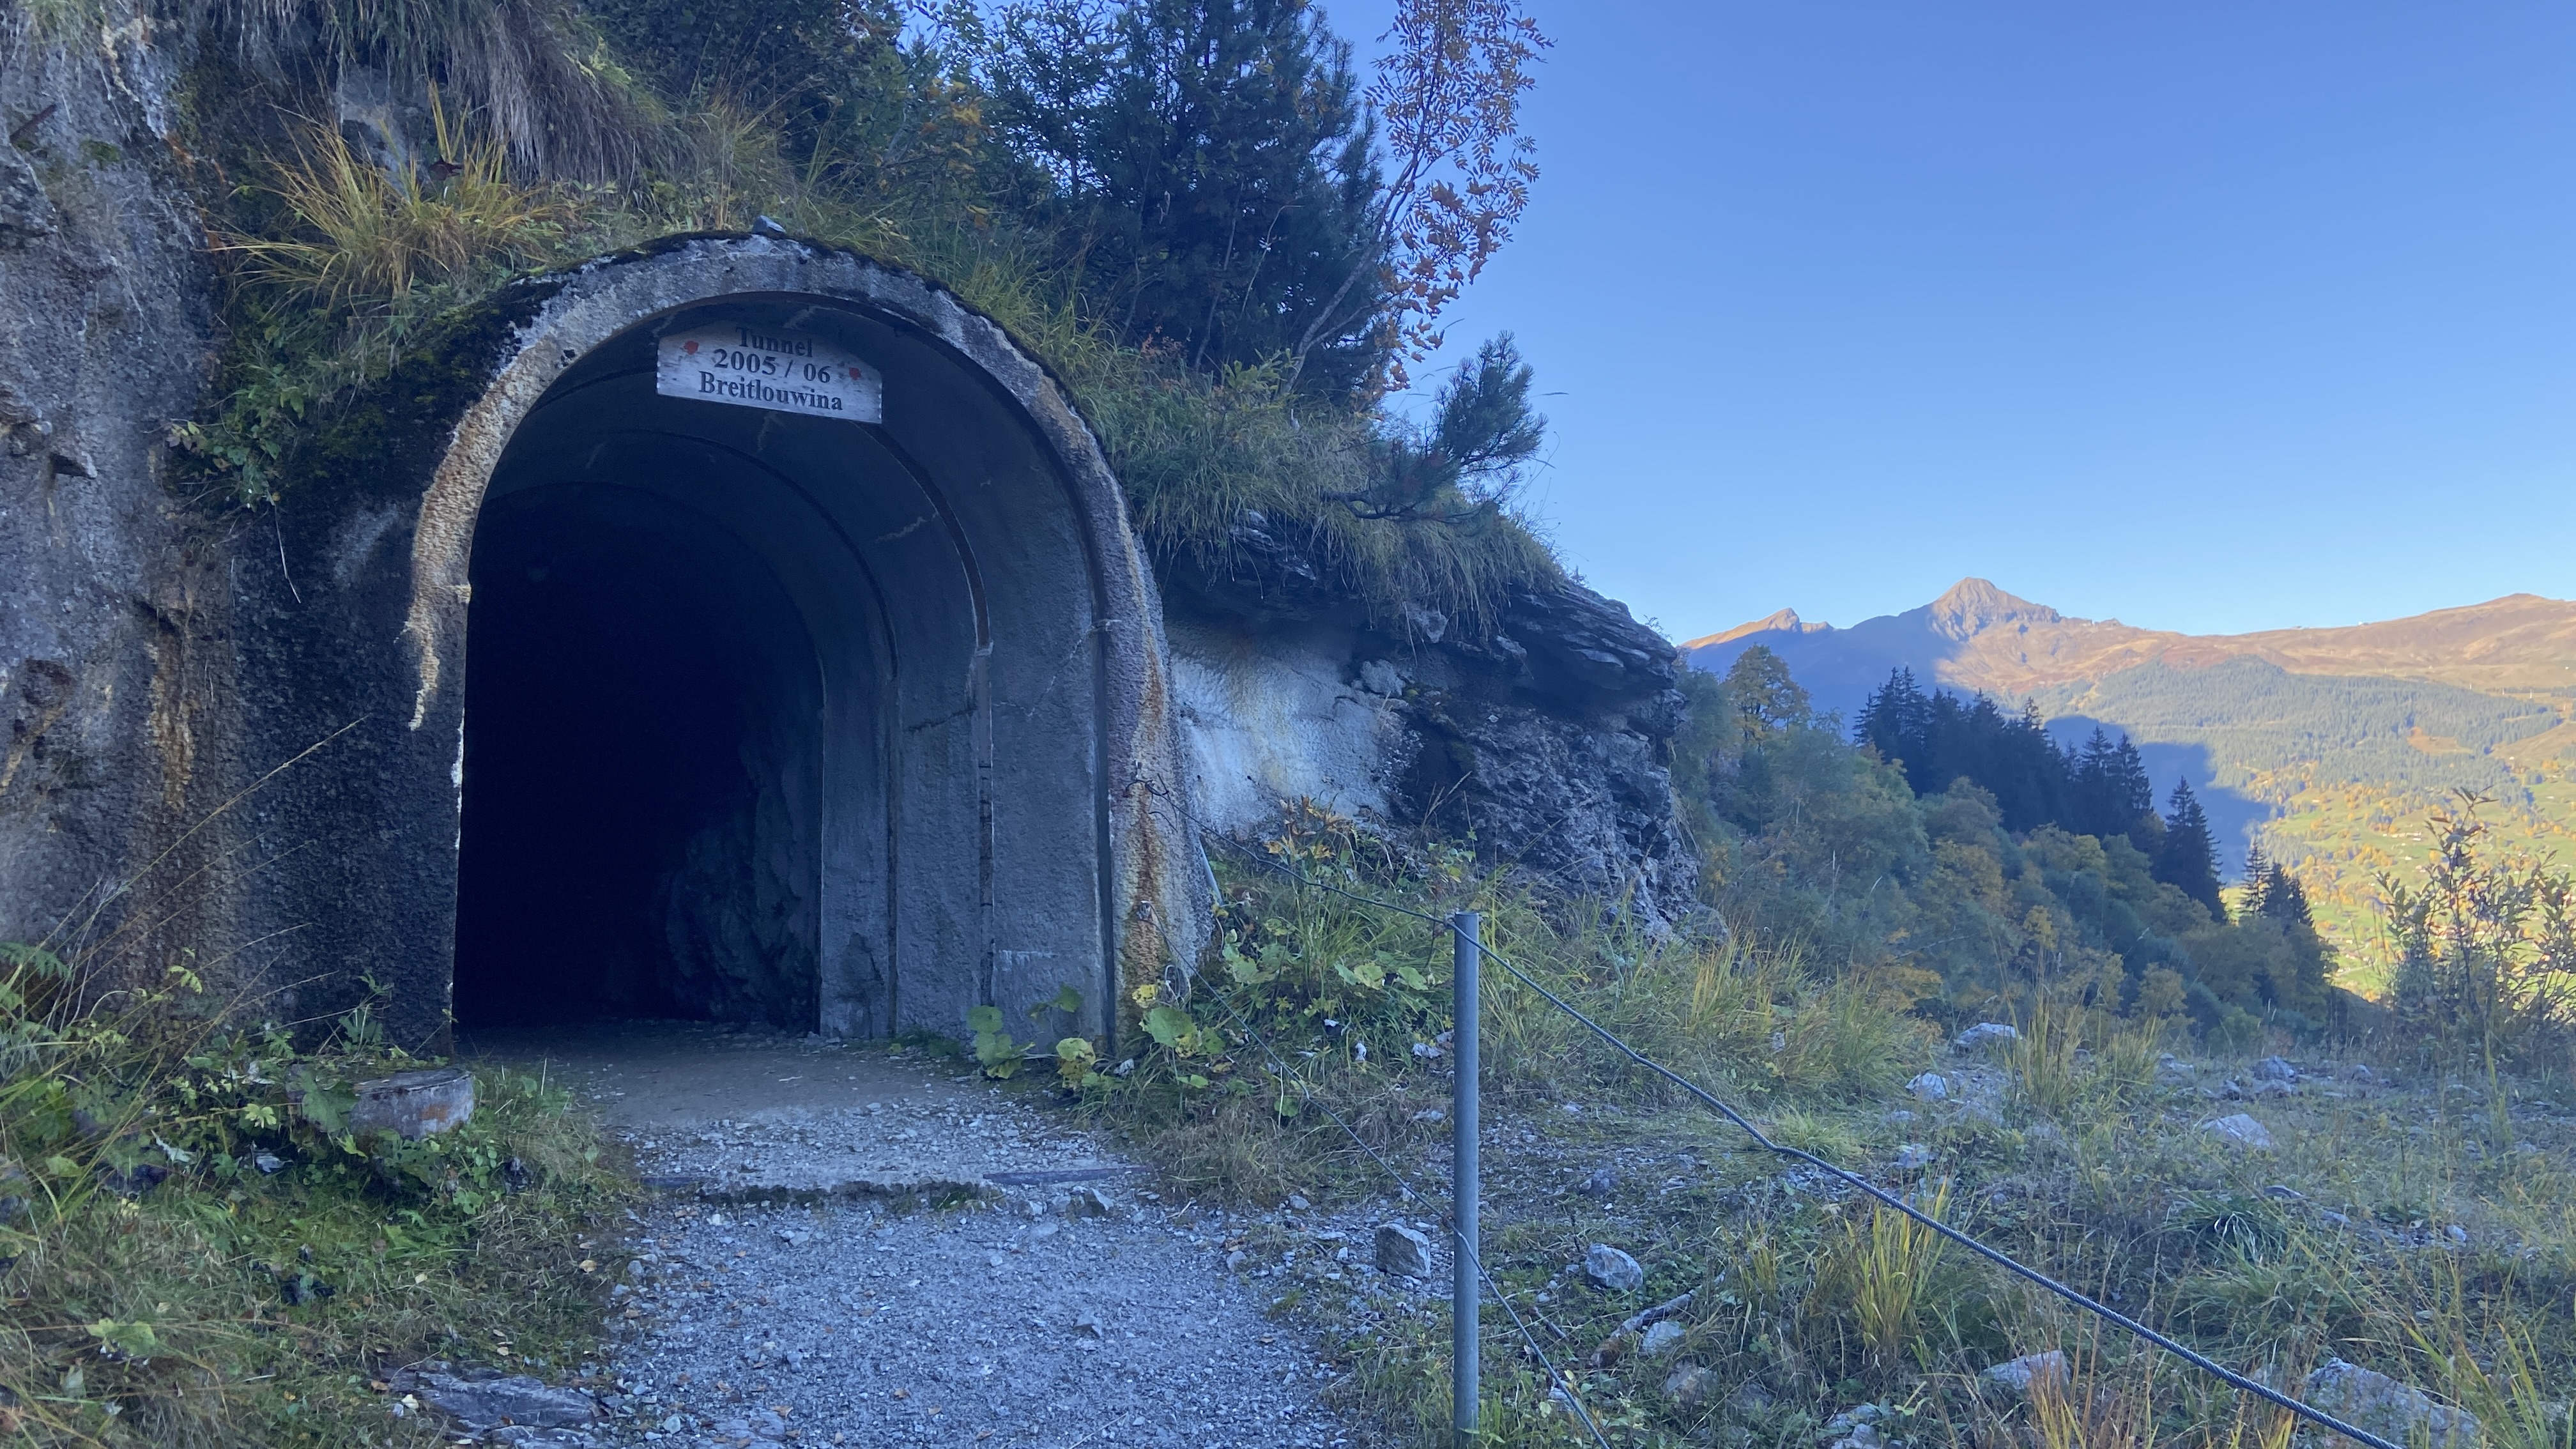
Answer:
[654,325,884,422]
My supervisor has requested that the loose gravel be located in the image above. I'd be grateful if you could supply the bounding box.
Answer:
[595,1194,1352,1448]
[470,1025,1360,1449]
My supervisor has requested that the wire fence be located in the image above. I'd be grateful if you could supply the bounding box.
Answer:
[1205,985,1614,1448]
[1153,778,2408,1449]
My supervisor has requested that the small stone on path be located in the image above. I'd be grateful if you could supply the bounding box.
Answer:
[1376,1222,1434,1279]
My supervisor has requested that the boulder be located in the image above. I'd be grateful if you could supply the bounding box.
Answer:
[1984,1350,2069,1397]
[1641,1320,1687,1357]
[2253,1055,2298,1083]
[1906,1072,1950,1101]
[2304,1360,2481,1448]
[1954,1023,2020,1053]
[1376,1222,1435,1279]
[2198,1114,2274,1151]
[350,1068,476,1141]
[1663,1365,1720,1413]
[1583,1243,1645,1293]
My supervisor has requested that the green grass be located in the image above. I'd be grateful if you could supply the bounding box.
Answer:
[0,949,628,1446]
[1087,823,2576,1449]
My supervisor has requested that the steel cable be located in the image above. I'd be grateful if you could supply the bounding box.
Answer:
[1202,986,1615,1448]
[1144,778,2407,1449]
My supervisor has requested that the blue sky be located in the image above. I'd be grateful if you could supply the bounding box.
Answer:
[1344,2,2576,640]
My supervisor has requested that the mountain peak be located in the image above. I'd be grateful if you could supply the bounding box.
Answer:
[1681,607,1827,650]
[1925,578,2062,638]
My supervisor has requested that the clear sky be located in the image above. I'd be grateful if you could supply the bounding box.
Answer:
[1344,1,2576,641]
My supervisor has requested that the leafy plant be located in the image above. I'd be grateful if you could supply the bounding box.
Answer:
[967,1005,1028,1079]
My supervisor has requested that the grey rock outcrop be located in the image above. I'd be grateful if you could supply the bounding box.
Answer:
[2304,1360,2480,1448]
[1167,531,1700,931]
[1,12,222,962]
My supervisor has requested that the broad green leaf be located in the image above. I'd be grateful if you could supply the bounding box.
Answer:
[88,1319,159,1358]
[1143,1005,1199,1054]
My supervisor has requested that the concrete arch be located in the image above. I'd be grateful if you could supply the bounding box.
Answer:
[235,236,1203,1048]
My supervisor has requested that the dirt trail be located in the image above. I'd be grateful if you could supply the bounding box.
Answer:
[465,1023,1359,1449]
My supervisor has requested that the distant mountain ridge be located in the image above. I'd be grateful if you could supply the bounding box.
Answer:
[1683,580,2576,712]
[1684,581,2576,981]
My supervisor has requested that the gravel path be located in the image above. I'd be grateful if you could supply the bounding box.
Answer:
[469,1025,1360,1449]
[595,1194,1351,1448]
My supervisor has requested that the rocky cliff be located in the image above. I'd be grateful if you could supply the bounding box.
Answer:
[1163,512,1699,933]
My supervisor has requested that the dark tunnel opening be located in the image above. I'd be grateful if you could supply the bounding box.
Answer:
[453,482,825,1031]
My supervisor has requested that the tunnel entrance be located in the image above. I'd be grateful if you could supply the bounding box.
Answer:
[454,483,822,1029]
[437,283,1153,1045]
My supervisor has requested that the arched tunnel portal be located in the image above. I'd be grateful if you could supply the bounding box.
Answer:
[346,243,1208,1048]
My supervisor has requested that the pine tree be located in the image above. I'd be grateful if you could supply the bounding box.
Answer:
[2070,727,2120,836]
[1855,669,1929,779]
[2249,853,2317,929]
[2156,779,2225,917]
[982,0,1390,395]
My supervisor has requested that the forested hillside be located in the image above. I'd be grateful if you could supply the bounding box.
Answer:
[1675,649,2350,1046]
[1690,581,2576,988]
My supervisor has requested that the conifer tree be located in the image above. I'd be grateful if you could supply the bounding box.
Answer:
[2068,727,2158,841]
[1855,669,1930,779]
[2156,779,2225,917]
[981,0,1389,394]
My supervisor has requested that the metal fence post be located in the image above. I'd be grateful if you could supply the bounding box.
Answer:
[1452,910,1480,1448]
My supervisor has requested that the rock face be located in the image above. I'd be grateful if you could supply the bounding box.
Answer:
[1167,535,1698,931]
[0,14,222,961]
